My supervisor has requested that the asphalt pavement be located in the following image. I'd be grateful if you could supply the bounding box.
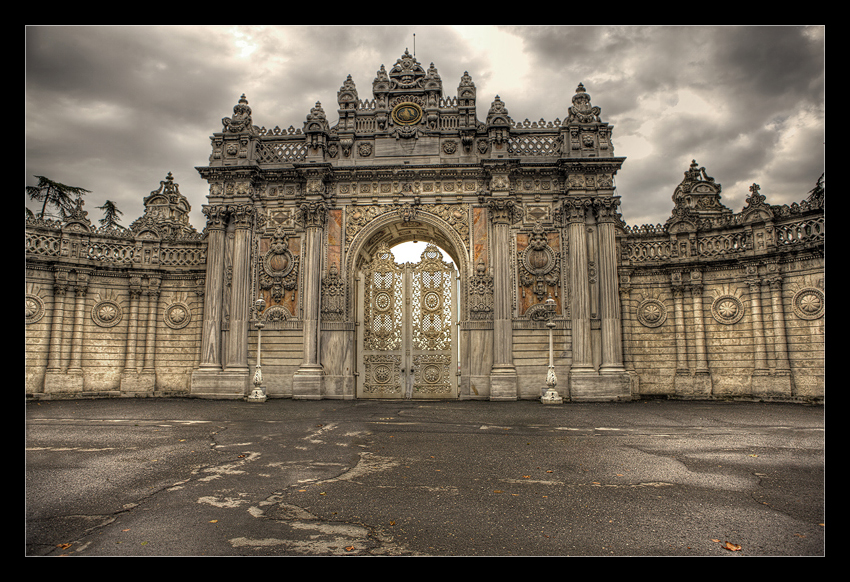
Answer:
[25,397,825,557]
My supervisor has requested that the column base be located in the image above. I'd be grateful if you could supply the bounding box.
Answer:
[120,371,157,394]
[43,370,84,394]
[569,370,632,401]
[190,368,250,399]
[674,372,713,398]
[489,365,518,401]
[751,373,793,399]
[293,364,324,400]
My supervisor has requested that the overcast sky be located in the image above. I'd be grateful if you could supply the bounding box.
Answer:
[25,25,824,234]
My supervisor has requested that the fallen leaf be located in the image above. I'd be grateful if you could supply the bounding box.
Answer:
[723,542,742,551]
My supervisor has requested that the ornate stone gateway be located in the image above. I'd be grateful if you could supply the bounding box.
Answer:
[358,242,457,399]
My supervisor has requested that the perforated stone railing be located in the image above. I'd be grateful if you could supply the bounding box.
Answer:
[25,222,207,268]
[620,212,824,265]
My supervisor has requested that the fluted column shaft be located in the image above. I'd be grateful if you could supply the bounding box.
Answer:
[47,271,69,372]
[296,201,328,378]
[595,199,625,372]
[566,199,593,371]
[199,206,227,369]
[225,207,253,371]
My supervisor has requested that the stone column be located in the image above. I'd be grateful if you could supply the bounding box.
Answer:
[124,283,141,371]
[565,198,593,373]
[594,198,626,373]
[748,278,769,376]
[767,275,791,375]
[487,197,518,400]
[224,206,254,372]
[293,201,327,399]
[689,272,709,375]
[67,272,89,373]
[143,277,161,372]
[46,270,69,373]
[671,274,688,376]
[198,205,228,369]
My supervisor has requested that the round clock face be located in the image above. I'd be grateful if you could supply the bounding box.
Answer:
[391,102,423,125]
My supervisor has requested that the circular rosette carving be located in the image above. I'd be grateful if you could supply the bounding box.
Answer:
[711,295,745,325]
[92,300,123,328]
[373,364,393,384]
[792,287,824,320]
[26,294,45,324]
[164,302,192,329]
[374,291,393,312]
[636,298,667,328]
[422,364,443,384]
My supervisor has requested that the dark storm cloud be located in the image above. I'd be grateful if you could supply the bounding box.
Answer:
[25,26,824,232]
[502,25,824,225]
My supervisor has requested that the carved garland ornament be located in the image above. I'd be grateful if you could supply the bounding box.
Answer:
[260,227,299,302]
[519,222,559,301]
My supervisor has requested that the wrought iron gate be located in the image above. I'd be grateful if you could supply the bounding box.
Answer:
[357,242,457,399]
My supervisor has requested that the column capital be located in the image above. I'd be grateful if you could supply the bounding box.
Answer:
[563,197,592,223]
[487,197,520,225]
[298,201,329,229]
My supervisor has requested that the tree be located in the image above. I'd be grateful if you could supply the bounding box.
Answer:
[97,200,124,229]
[25,175,91,219]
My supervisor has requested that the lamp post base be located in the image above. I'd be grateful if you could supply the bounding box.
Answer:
[540,389,563,405]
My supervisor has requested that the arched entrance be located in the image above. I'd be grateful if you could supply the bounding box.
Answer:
[346,213,469,399]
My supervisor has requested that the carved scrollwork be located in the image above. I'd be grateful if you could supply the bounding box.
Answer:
[260,227,299,302]
[518,222,560,302]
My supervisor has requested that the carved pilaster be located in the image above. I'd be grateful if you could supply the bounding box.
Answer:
[294,201,328,398]
[46,270,69,372]
[593,198,625,373]
[198,205,228,369]
[766,269,791,375]
[565,198,593,372]
[67,271,90,373]
[487,197,518,399]
[671,274,688,376]
[143,277,161,372]
[225,206,254,371]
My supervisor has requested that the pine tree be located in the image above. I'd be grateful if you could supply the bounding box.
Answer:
[26,175,91,219]
[97,200,124,229]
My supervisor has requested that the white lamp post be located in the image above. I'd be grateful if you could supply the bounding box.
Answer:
[247,296,267,402]
[540,295,563,404]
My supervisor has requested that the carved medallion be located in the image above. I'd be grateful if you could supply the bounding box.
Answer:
[792,287,824,320]
[711,295,744,325]
[26,294,45,324]
[92,299,123,328]
[164,301,192,329]
[637,298,667,328]
[391,102,423,126]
